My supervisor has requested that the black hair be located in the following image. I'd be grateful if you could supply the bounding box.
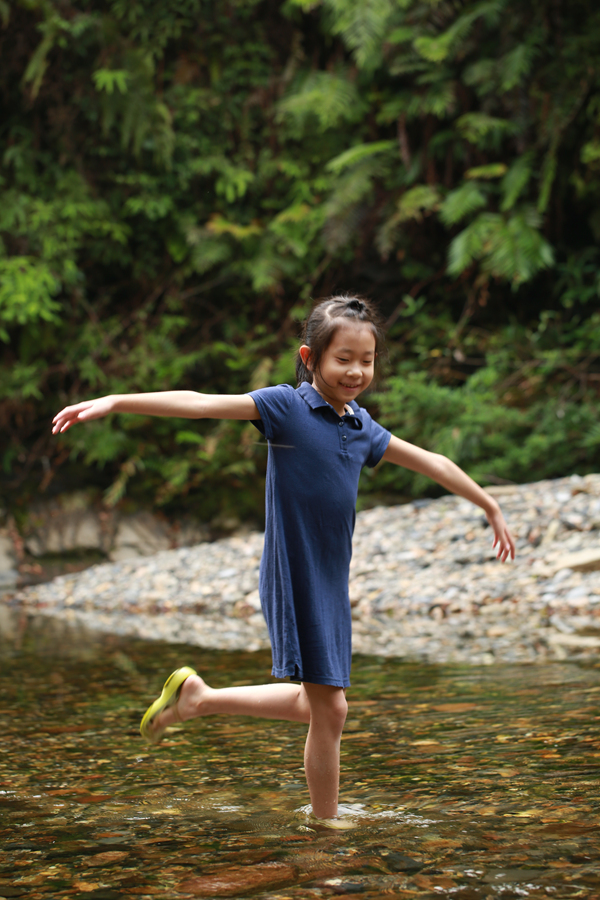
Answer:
[295,294,385,387]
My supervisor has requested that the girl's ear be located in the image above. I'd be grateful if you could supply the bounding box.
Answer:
[299,345,312,370]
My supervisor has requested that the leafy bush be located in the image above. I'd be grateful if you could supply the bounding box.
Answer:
[1,0,599,525]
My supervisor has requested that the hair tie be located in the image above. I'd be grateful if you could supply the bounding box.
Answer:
[347,299,365,312]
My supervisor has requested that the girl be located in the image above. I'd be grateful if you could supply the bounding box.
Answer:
[52,296,515,824]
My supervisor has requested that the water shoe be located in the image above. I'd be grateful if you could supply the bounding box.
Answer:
[140,666,197,744]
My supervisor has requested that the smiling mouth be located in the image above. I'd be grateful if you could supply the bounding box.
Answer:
[341,383,360,389]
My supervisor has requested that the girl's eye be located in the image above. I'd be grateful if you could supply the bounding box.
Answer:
[337,358,349,363]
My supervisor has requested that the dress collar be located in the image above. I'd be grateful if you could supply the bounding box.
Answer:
[297,382,363,427]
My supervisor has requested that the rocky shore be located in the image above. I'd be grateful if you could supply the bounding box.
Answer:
[5,473,600,666]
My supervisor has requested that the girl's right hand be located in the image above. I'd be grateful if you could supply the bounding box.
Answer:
[52,396,114,434]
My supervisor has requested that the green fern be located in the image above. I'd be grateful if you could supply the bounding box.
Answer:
[498,37,541,91]
[326,140,396,174]
[500,153,533,211]
[321,0,397,71]
[465,163,507,179]
[413,1,505,63]
[439,182,487,226]
[323,165,376,251]
[395,185,442,221]
[581,140,600,165]
[455,113,517,147]
[406,81,456,119]
[447,208,554,284]
[463,58,497,95]
[184,231,232,275]
[277,71,363,133]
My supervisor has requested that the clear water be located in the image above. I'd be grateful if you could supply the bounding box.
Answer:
[1,607,599,899]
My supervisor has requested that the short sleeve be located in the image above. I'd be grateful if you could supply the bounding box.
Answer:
[364,413,392,468]
[248,383,295,442]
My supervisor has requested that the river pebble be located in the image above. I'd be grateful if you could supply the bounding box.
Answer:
[7,473,600,665]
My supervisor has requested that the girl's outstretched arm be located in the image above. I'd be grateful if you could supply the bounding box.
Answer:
[52,392,259,434]
[382,435,515,562]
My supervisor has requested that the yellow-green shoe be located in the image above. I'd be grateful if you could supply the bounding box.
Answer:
[140,666,197,744]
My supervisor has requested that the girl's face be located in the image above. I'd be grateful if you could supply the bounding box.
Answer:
[301,320,376,415]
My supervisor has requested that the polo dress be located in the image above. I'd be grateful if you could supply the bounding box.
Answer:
[248,381,391,687]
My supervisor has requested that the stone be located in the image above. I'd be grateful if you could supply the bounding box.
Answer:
[0,531,17,569]
[552,549,600,573]
[87,851,130,866]
[178,863,297,896]
[0,532,18,590]
[110,512,171,561]
[547,633,600,648]
[22,491,112,556]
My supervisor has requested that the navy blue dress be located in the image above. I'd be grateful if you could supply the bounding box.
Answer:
[248,382,391,688]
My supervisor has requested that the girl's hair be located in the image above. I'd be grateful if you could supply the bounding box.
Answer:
[295,294,385,387]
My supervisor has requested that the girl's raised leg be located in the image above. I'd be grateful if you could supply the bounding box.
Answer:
[154,673,311,730]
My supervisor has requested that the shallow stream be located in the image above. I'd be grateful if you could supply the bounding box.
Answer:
[0,607,599,899]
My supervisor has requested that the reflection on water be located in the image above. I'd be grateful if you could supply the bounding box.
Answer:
[0,605,599,899]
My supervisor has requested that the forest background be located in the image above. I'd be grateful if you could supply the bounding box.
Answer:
[2,0,600,533]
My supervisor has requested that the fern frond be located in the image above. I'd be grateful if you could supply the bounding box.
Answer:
[395,185,442,222]
[93,68,130,95]
[187,235,232,275]
[413,1,506,63]
[278,71,363,133]
[407,82,456,119]
[463,59,497,95]
[485,209,554,284]
[456,113,517,147]
[500,152,533,211]
[321,163,378,252]
[581,140,600,165]
[326,140,396,174]
[447,208,554,285]
[324,166,376,219]
[465,163,507,179]
[324,0,397,70]
[388,26,415,44]
[498,37,541,91]
[447,212,500,277]
[377,183,442,257]
[440,182,487,226]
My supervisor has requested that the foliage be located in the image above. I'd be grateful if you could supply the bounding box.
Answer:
[1,0,600,526]
[370,310,600,500]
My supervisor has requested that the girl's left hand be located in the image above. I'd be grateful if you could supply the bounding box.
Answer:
[486,506,516,562]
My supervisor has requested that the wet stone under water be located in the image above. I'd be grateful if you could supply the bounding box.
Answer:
[0,608,599,900]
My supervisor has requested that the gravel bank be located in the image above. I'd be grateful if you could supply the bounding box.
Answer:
[6,474,600,666]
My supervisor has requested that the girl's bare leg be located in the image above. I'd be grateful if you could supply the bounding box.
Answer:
[155,674,311,729]
[302,682,347,819]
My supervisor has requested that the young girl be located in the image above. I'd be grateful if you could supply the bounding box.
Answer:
[52,296,515,823]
